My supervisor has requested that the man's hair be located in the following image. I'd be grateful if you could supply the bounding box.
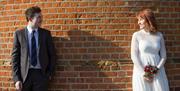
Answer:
[25,6,41,22]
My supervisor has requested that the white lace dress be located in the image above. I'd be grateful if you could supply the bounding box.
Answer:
[131,29,169,91]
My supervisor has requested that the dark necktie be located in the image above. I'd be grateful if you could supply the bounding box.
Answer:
[31,30,37,66]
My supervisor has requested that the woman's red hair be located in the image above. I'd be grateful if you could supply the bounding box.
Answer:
[136,9,158,34]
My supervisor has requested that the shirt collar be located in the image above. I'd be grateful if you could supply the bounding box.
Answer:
[27,25,38,34]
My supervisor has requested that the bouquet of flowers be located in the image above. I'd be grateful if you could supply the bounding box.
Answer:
[144,63,159,82]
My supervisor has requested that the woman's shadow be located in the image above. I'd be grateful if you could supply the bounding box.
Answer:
[49,29,132,90]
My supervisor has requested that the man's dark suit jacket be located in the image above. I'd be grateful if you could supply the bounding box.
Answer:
[11,27,56,83]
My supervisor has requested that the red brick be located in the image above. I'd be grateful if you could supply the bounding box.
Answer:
[71,84,88,89]
[86,78,103,83]
[99,72,117,77]
[80,72,97,77]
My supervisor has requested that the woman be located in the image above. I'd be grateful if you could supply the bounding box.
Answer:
[131,9,169,91]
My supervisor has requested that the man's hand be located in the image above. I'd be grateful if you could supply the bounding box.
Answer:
[15,81,22,91]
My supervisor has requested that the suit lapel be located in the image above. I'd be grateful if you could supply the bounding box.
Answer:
[24,28,30,59]
[37,27,42,55]
[23,28,29,52]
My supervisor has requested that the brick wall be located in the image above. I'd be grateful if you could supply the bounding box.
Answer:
[0,0,180,91]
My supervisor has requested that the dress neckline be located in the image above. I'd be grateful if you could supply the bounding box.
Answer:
[141,29,150,35]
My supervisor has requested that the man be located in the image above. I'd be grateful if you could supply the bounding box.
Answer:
[11,6,56,91]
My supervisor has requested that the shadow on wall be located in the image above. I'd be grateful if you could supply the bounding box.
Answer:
[48,29,132,91]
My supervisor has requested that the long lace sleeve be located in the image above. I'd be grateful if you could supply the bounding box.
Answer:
[131,33,144,71]
[157,33,167,69]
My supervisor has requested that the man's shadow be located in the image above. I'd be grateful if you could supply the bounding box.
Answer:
[49,29,132,90]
